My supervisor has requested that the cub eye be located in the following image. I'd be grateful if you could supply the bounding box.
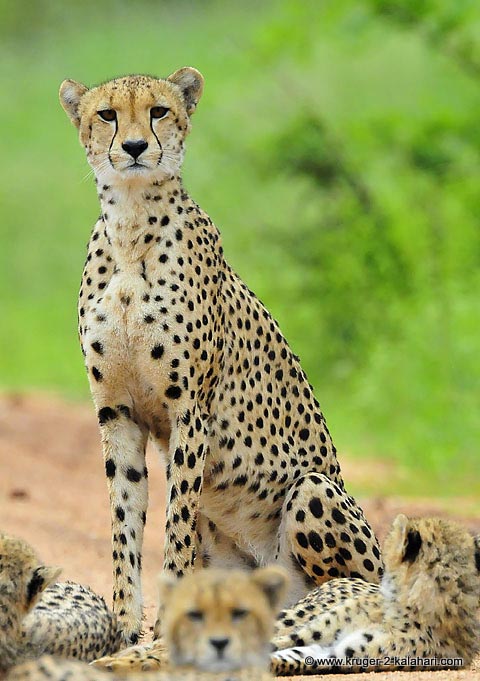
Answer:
[187,610,204,621]
[231,608,248,621]
[98,109,116,122]
[151,106,169,120]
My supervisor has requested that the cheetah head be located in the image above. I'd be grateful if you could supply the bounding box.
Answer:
[157,566,288,673]
[382,514,480,620]
[59,69,204,186]
[0,533,61,615]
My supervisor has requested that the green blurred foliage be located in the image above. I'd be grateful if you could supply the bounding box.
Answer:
[0,0,479,495]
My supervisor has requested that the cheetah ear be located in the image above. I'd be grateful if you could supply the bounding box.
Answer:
[26,565,62,608]
[167,67,204,115]
[393,515,422,564]
[157,571,177,605]
[251,566,289,611]
[474,536,480,572]
[403,529,422,563]
[59,79,89,128]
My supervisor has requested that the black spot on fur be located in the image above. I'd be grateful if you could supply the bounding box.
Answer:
[91,341,103,355]
[98,407,117,424]
[105,459,116,478]
[126,467,142,483]
[117,405,131,418]
[151,344,164,359]
[92,366,103,381]
[308,497,323,518]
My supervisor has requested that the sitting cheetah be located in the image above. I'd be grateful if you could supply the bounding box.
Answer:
[271,515,480,675]
[8,566,285,681]
[59,66,383,644]
[0,532,120,672]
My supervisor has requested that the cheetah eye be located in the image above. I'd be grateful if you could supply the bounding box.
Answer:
[151,106,169,120]
[187,610,204,621]
[98,109,117,122]
[231,608,248,621]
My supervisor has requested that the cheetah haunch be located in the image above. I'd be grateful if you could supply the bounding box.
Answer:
[0,533,120,672]
[59,68,383,644]
[271,515,480,675]
[8,566,285,681]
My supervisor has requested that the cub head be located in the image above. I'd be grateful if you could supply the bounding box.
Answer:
[382,514,480,619]
[0,533,61,615]
[59,68,204,186]
[157,566,288,673]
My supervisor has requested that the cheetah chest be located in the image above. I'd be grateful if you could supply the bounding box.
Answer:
[82,265,177,425]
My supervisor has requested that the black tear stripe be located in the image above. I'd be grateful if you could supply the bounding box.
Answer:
[150,118,163,166]
[107,117,118,169]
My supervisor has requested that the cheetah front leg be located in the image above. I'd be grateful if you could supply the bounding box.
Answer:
[97,402,149,645]
[153,406,208,638]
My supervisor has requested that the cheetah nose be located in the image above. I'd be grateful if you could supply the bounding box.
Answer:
[209,637,230,655]
[122,139,148,160]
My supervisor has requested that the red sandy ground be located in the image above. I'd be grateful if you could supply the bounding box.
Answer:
[0,393,478,680]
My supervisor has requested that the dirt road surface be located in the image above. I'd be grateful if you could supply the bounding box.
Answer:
[0,393,478,680]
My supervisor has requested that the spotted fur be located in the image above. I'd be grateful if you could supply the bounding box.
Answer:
[0,533,120,672]
[59,68,383,644]
[271,516,480,675]
[94,566,286,674]
[8,567,284,681]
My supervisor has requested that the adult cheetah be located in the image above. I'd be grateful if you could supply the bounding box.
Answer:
[59,67,383,643]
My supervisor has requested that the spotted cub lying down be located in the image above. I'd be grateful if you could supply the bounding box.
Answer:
[271,514,480,675]
[0,532,120,672]
[7,566,286,681]
[94,515,480,677]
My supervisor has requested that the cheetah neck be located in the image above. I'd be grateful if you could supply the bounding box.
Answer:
[382,569,480,649]
[0,597,23,670]
[96,174,186,264]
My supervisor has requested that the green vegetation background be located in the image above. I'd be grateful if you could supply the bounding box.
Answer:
[1,0,479,496]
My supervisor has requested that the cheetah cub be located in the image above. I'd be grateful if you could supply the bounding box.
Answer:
[59,68,382,644]
[8,567,286,681]
[0,532,120,672]
[271,515,480,675]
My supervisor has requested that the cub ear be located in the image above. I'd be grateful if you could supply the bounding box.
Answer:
[391,513,422,564]
[251,566,289,611]
[474,535,480,572]
[167,67,204,115]
[26,565,62,608]
[403,529,422,563]
[157,571,177,605]
[59,79,89,128]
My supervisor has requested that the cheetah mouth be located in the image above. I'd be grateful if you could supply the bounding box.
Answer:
[203,660,240,673]
[127,161,148,169]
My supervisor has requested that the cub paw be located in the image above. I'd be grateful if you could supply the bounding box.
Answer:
[92,641,168,672]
